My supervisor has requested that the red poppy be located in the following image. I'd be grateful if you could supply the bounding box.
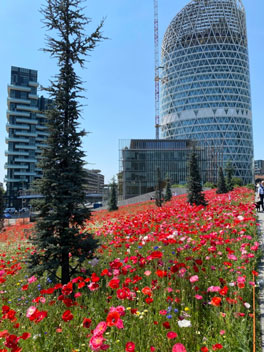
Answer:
[106,311,120,326]
[211,297,221,307]
[83,318,92,328]
[108,278,120,289]
[62,310,73,322]
[125,341,135,352]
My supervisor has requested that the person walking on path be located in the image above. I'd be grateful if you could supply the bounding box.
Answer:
[257,180,264,212]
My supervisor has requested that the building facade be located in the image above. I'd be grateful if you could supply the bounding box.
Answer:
[119,139,219,199]
[160,0,254,184]
[255,160,264,176]
[83,169,104,194]
[5,66,50,208]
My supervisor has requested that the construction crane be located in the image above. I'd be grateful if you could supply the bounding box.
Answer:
[153,0,160,139]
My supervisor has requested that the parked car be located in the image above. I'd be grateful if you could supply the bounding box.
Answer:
[4,208,17,214]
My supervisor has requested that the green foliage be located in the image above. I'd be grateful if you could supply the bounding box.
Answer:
[225,161,234,192]
[108,178,118,211]
[245,183,255,191]
[171,184,187,188]
[187,150,207,206]
[232,177,243,187]
[164,175,172,202]
[155,168,164,207]
[0,186,4,230]
[203,181,216,189]
[216,167,228,194]
[28,0,104,284]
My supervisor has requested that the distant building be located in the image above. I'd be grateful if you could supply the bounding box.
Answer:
[254,160,264,175]
[119,139,221,199]
[83,169,104,194]
[160,0,254,184]
[5,66,51,208]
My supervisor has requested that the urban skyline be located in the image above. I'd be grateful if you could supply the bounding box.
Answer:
[0,0,263,186]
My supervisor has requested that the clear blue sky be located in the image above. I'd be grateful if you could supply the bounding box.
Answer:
[0,0,263,185]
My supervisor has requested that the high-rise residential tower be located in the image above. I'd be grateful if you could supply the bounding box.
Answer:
[160,0,254,183]
[5,66,50,208]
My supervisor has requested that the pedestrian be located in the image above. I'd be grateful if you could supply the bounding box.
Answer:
[257,180,264,212]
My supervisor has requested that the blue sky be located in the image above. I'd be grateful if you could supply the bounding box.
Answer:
[0,0,263,185]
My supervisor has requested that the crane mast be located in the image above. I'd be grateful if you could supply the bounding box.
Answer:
[153,0,160,139]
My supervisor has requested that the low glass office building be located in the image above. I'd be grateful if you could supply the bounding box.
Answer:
[119,139,221,199]
[160,0,254,184]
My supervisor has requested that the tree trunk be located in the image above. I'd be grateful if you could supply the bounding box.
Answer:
[61,250,70,284]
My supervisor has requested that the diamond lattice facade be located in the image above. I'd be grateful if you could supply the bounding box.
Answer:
[160,0,254,184]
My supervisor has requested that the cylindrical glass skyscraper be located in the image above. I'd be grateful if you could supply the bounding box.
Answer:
[160,0,254,183]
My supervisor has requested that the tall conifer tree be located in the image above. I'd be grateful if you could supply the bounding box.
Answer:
[225,161,234,192]
[155,168,164,207]
[108,178,118,211]
[0,186,4,231]
[164,174,172,202]
[187,149,207,206]
[29,0,104,284]
[216,167,228,194]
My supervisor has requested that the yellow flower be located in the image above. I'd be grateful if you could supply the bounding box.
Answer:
[184,307,189,311]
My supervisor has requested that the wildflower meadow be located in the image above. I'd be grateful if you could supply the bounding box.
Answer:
[0,187,261,352]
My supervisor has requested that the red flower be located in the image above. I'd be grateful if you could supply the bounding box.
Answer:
[201,347,209,352]
[125,341,136,352]
[142,286,152,296]
[108,278,120,289]
[62,310,73,322]
[167,331,177,339]
[20,332,31,340]
[212,344,223,350]
[163,321,170,329]
[106,311,120,326]
[83,318,92,328]
[211,297,221,307]
[150,251,163,259]
[219,286,228,296]
[61,282,73,296]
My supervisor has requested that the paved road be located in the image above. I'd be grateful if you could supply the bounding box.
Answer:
[257,211,264,350]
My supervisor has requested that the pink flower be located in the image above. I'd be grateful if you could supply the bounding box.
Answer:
[89,335,105,351]
[190,275,199,283]
[195,295,203,300]
[159,310,167,315]
[110,305,126,317]
[144,270,152,276]
[172,343,187,352]
[88,282,99,291]
[207,286,220,292]
[93,321,107,336]
[27,275,37,284]
[26,306,37,318]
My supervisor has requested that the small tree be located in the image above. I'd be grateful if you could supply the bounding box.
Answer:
[225,161,234,192]
[155,168,164,207]
[164,174,172,202]
[0,186,4,231]
[216,167,228,194]
[108,178,118,211]
[28,0,104,284]
[232,177,243,187]
[187,150,207,206]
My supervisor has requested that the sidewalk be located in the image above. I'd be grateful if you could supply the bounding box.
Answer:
[257,211,264,350]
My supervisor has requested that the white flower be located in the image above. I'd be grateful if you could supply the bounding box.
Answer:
[178,319,191,328]
[244,302,250,309]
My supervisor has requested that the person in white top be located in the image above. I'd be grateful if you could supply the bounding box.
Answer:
[257,180,264,212]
